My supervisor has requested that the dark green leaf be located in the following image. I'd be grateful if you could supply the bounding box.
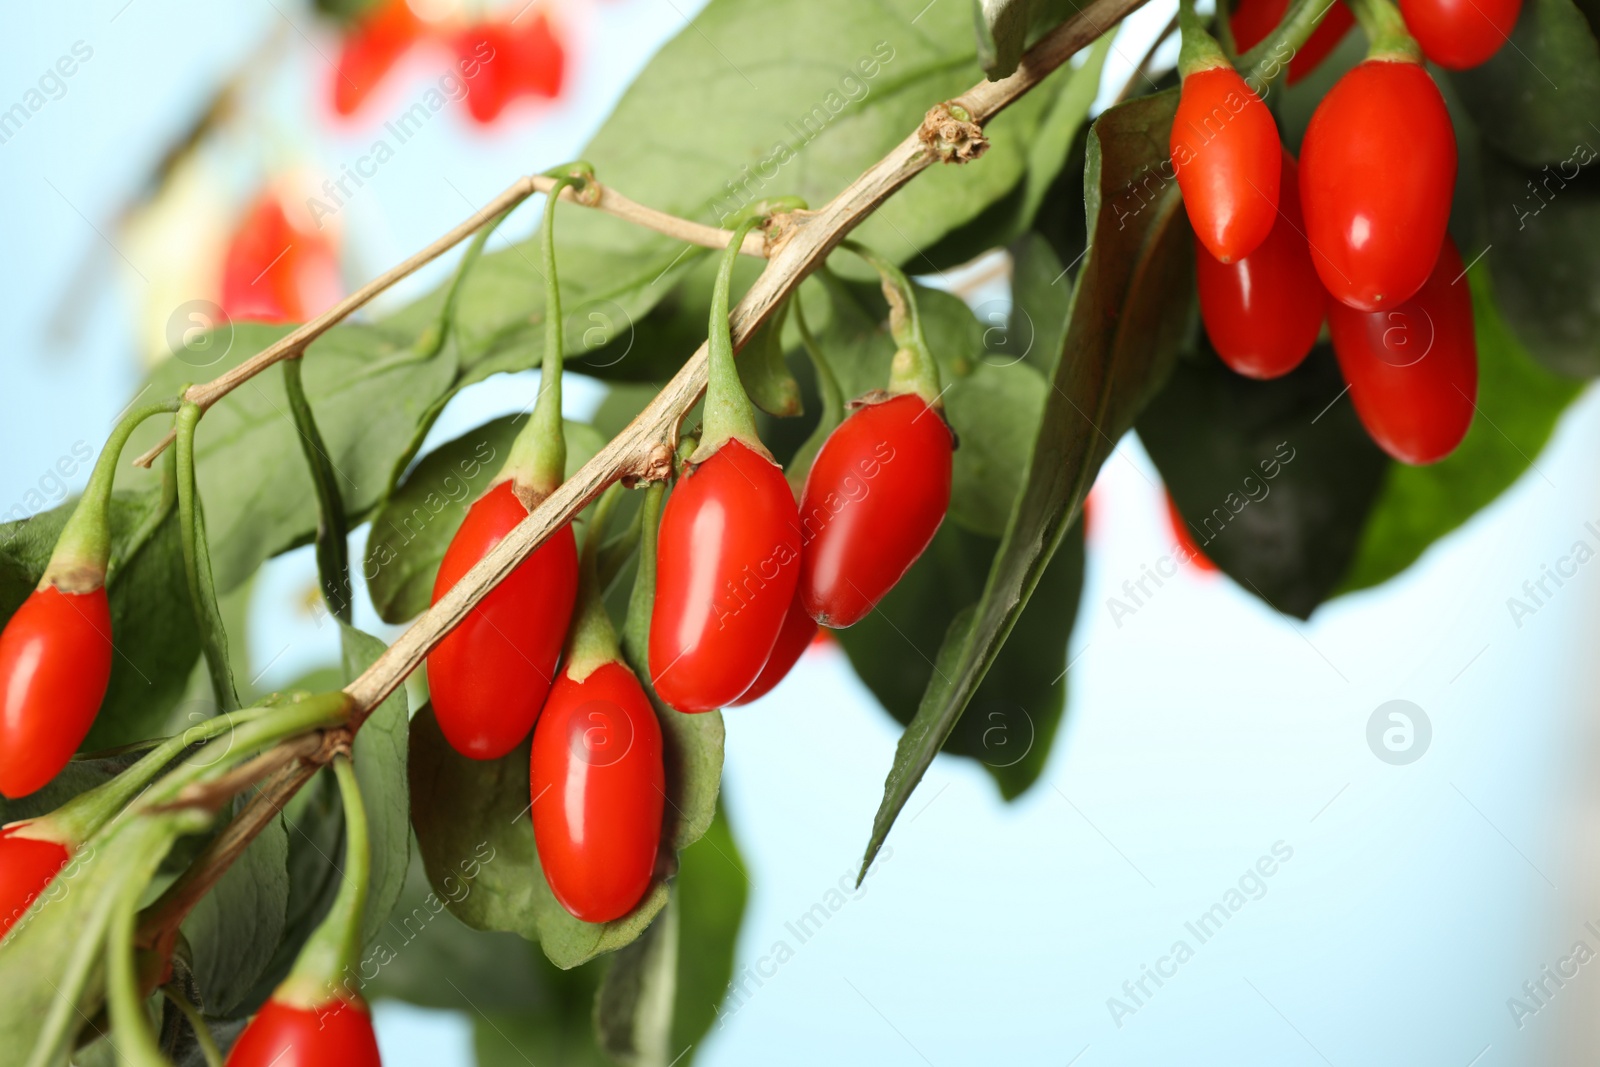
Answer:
[1448,0,1600,167]
[975,0,1038,79]
[594,900,677,1067]
[1338,267,1582,592]
[364,419,606,624]
[0,490,200,752]
[1479,144,1600,376]
[736,304,802,418]
[859,88,1193,874]
[837,519,1084,798]
[1138,345,1389,619]
[181,811,289,1016]
[668,804,748,1055]
[339,624,411,947]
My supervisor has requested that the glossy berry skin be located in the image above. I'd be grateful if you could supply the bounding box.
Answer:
[1170,66,1281,264]
[1196,151,1326,379]
[1329,237,1477,465]
[650,440,801,712]
[428,481,578,760]
[731,587,817,705]
[0,827,71,938]
[331,0,422,117]
[798,394,953,629]
[1231,0,1355,84]
[1400,0,1521,68]
[1300,60,1457,312]
[0,586,113,799]
[530,660,665,923]
[226,996,381,1067]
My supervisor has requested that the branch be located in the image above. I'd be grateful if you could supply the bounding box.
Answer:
[343,0,1148,715]
[130,177,767,468]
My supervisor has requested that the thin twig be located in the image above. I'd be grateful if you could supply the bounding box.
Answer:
[129,177,767,468]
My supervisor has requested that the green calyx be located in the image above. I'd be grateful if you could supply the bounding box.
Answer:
[841,242,943,407]
[40,396,181,593]
[562,483,627,682]
[689,215,770,465]
[276,755,369,1009]
[1176,0,1231,78]
[499,164,596,505]
[1345,0,1423,61]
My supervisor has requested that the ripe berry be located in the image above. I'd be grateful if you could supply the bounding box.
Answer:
[456,23,518,125]
[0,586,113,798]
[1196,150,1326,379]
[330,0,422,117]
[225,996,381,1067]
[1328,236,1477,464]
[731,587,817,705]
[650,440,801,712]
[1399,0,1521,69]
[0,826,71,938]
[221,193,341,325]
[1170,66,1281,263]
[512,13,565,99]
[1230,0,1356,83]
[530,660,665,923]
[427,482,578,759]
[1299,59,1457,311]
[798,394,953,629]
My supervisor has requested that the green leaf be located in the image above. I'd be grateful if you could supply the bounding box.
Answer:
[668,804,748,1055]
[1448,0,1600,168]
[838,519,1084,798]
[975,0,1038,79]
[126,322,459,593]
[1338,267,1583,592]
[1137,345,1389,619]
[858,88,1193,874]
[181,810,290,1016]
[594,900,677,1067]
[1004,232,1074,374]
[339,624,411,947]
[408,704,668,970]
[364,419,607,624]
[1479,143,1600,377]
[0,490,201,753]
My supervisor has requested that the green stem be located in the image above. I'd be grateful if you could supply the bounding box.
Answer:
[1176,0,1231,77]
[563,483,626,681]
[107,881,171,1067]
[500,165,593,500]
[282,357,352,624]
[784,293,845,499]
[690,216,769,464]
[160,986,221,1067]
[21,707,270,845]
[42,397,181,592]
[402,208,514,366]
[839,242,943,406]
[1344,0,1422,60]
[620,480,666,677]
[1239,0,1341,85]
[277,756,367,1009]
[175,403,238,711]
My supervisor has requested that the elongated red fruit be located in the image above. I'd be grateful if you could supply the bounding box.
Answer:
[331,0,422,117]
[530,660,665,922]
[0,586,112,798]
[1165,493,1218,574]
[456,23,518,125]
[0,825,71,938]
[1329,237,1477,464]
[731,587,817,705]
[1400,0,1520,69]
[1300,59,1457,311]
[799,394,953,629]
[1170,66,1281,263]
[226,996,381,1067]
[427,481,578,759]
[512,13,566,98]
[650,440,800,712]
[1230,0,1355,84]
[1197,150,1326,379]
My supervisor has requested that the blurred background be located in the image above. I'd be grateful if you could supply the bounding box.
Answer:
[3,1,1597,1064]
